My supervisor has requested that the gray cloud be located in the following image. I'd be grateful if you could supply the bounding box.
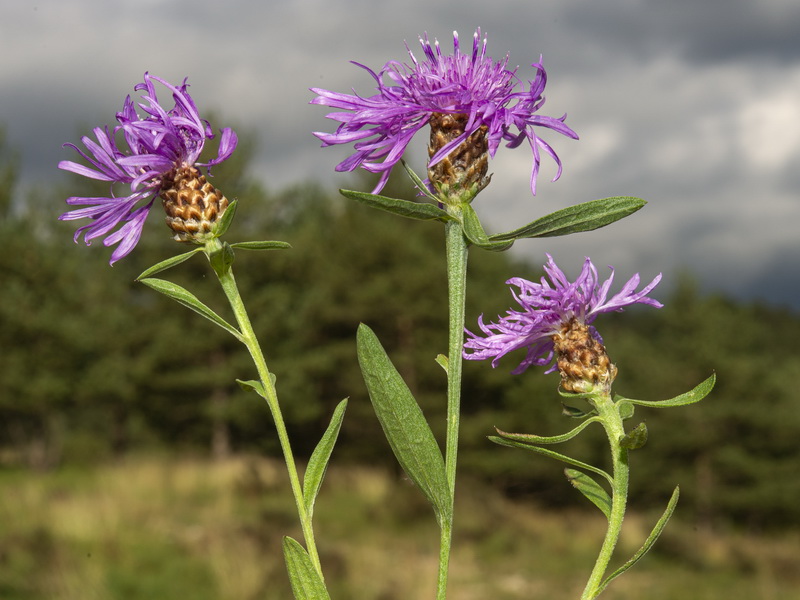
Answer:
[2,0,799,307]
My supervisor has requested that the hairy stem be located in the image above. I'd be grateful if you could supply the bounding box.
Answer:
[580,392,629,599]
[209,242,324,579]
[436,218,469,600]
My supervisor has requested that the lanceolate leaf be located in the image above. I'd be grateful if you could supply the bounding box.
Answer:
[138,277,242,340]
[282,537,330,600]
[304,399,348,518]
[136,247,205,280]
[489,196,646,242]
[490,436,613,485]
[356,323,451,525]
[565,468,612,519]
[597,486,680,595]
[229,240,292,251]
[615,374,715,408]
[339,189,451,222]
[495,418,601,445]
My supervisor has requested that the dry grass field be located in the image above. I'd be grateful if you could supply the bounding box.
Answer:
[1,455,797,599]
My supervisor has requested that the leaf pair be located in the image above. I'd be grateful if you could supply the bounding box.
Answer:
[339,186,646,253]
[135,240,292,341]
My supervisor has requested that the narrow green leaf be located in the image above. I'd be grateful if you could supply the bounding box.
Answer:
[434,354,449,374]
[565,468,612,519]
[616,374,715,408]
[619,422,648,450]
[304,399,348,518]
[460,204,514,251]
[136,248,204,280]
[229,240,292,251]
[339,189,451,222]
[212,198,238,238]
[400,159,440,202]
[495,418,601,445]
[489,196,646,242]
[139,277,242,340]
[356,324,451,524]
[597,486,680,595]
[282,537,330,600]
[490,436,613,485]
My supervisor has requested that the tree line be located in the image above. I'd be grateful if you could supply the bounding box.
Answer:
[2,129,798,531]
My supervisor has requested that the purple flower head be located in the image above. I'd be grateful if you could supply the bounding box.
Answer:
[311,29,578,195]
[59,73,238,264]
[464,254,662,374]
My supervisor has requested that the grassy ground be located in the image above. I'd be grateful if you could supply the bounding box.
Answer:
[0,454,798,599]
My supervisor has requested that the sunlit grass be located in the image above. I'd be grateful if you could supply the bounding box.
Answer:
[0,454,797,599]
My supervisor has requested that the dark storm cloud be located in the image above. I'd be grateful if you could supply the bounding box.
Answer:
[1,0,799,307]
[562,0,800,64]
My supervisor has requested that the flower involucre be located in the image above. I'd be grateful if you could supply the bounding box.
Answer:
[463,255,662,379]
[311,29,578,195]
[59,73,238,264]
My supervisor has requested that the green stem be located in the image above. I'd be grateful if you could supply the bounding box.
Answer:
[435,219,469,600]
[209,244,324,579]
[580,392,629,600]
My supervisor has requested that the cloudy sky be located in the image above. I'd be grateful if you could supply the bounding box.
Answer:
[3,0,800,307]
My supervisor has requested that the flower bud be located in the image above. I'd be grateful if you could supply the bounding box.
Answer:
[427,112,490,203]
[160,165,230,243]
[553,318,617,394]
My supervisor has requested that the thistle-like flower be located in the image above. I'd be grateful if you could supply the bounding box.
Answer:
[464,255,662,392]
[311,29,578,197]
[59,73,238,264]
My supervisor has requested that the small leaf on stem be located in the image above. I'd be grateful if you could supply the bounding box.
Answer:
[282,536,330,600]
[596,486,680,595]
[495,417,600,445]
[619,422,648,450]
[460,204,514,251]
[138,277,242,339]
[229,240,292,251]
[208,241,236,277]
[304,399,348,518]
[565,468,612,519]
[136,248,205,280]
[490,436,613,485]
[339,189,451,222]
[615,374,716,408]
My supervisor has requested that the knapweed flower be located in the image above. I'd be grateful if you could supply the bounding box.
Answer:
[464,255,662,391]
[59,73,238,264]
[311,29,578,197]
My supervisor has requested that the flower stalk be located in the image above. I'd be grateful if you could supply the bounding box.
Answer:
[580,390,629,600]
[436,215,469,599]
[205,237,324,578]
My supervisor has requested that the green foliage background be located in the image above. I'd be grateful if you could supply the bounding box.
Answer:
[2,129,799,534]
